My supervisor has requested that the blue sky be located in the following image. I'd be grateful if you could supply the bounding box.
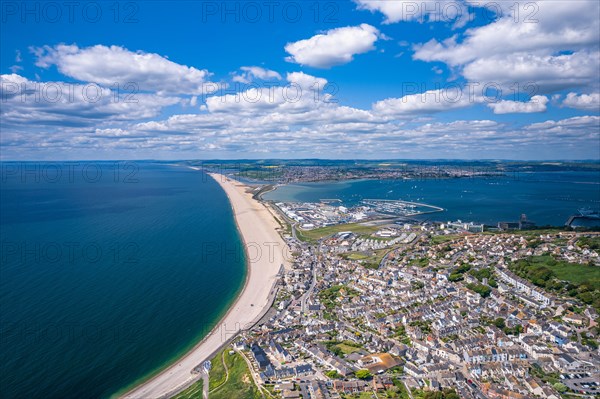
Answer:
[1,0,599,159]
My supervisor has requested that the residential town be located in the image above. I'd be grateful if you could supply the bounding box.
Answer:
[206,204,600,399]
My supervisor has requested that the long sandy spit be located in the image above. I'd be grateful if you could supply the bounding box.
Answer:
[122,173,288,399]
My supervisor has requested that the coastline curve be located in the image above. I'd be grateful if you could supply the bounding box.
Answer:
[120,173,289,399]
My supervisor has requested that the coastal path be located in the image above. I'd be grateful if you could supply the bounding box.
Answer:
[208,351,230,394]
[201,372,209,399]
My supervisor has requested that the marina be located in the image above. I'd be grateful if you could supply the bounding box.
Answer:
[361,199,444,217]
[263,172,600,227]
[566,208,600,228]
[273,198,444,230]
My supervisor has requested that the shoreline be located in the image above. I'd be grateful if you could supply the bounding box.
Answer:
[121,173,289,399]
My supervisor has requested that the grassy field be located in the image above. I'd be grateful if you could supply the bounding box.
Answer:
[517,228,570,236]
[343,252,369,260]
[171,379,203,399]
[336,342,363,355]
[297,222,383,242]
[577,236,600,250]
[323,339,363,357]
[510,255,600,312]
[323,341,362,357]
[236,166,283,180]
[348,248,393,269]
[543,259,600,285]
[410,257,430,268]
[431,234,462,244]
[515,255,600,286]
[208,350,228,391]
[209,349,261,399]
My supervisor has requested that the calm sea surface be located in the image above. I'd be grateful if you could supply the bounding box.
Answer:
[263,171,600,226]
[0,163,246,399]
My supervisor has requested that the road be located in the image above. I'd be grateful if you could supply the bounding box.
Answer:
[201,372,209,399]
[300,252,319,312]
[403,380,415,399]
[379,233,425,269]
[299,382,311,399]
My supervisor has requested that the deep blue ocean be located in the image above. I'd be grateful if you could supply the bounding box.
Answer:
[264,171,600,226]
[0,163,246,399]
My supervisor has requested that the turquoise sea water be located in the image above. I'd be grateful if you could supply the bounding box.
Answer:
[0,163,246,399]
[264,171,600,226]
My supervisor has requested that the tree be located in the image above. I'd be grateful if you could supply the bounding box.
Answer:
[424,392,443,399]
[355,369,373,380]
[444,391,460,399]
[466,283,491,298]
[325,370,341,379]
[504,324,523,335]
[578,291,593,304]
[494,317,506,329]
[553,382,567,393]
[515,324,523,334]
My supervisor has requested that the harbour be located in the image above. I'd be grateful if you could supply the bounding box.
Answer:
[263,171,600,228]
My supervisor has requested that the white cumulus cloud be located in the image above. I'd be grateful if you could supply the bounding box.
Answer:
[355,0,468,24]
[372,88,482,116]
[286,72,328,91]
[463,51,599,93]
[413,0,600,93]
[0,74,180,127]
[562,92,600,111]
[525,115,600,132]
[487,95,549,114]
[231,66,282,83]
[32,44,212,95]
[285,24,380,68]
